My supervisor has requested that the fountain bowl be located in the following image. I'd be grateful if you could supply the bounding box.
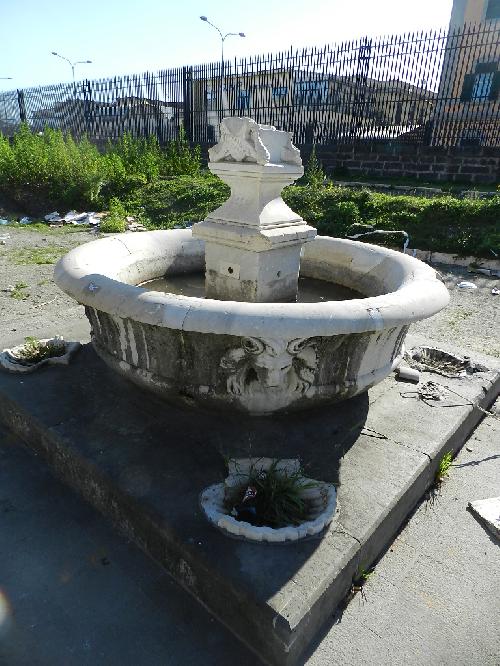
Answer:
[54,229,449,414]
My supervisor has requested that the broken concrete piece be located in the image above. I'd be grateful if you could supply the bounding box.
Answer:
[396,365,420,383]
[468,497,500,540]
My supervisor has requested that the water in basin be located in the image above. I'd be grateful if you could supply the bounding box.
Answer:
[140,273,364,302]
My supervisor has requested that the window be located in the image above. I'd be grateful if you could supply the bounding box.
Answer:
[486,0,500,20]
[237,89,251,111]
[294,80,328,105]
[461,62,500,102]
[205,89,216,110]
[272,86,288,99]
[472,72,494,99]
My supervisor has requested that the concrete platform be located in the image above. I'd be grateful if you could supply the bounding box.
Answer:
[0,336,498,665]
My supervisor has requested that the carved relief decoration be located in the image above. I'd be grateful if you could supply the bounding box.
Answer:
[220,336,319,402]
[209,117,302,166]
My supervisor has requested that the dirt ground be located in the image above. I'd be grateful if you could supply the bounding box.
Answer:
[0,226,499,359]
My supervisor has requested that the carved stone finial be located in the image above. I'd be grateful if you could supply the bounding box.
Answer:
[208,117,302,167]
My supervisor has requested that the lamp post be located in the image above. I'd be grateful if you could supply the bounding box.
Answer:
[200,16,245,123]
[51,52,92,94]
[199,16,245,65]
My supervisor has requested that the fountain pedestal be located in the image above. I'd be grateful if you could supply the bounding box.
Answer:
[192,118,316,302]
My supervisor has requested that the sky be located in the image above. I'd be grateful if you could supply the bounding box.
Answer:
[0,0,454,92]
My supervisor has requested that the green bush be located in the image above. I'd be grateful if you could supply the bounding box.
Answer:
[301,145,325,188]
[283,183,499,257]
[0,124,204,216]
[0,125,106,212]
[0,124,497,256]
[124,174,229,228]
[99,197,127,233]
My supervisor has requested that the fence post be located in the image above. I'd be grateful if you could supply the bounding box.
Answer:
[17,89,27,123]
[182,66,193,141]
[349,38,372,141]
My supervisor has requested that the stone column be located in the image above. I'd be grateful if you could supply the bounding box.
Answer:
[192,117,316,302]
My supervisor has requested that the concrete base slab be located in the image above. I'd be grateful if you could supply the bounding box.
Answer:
[468,497,500,540]
[0,335,498,666]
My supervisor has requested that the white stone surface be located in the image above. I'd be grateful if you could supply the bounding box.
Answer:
[193,118,316,302]
[54,231,449,339]
[208,117,301,166]
[468,497,500,539]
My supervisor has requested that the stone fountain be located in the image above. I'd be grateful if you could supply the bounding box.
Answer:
[11,117,496,666]
[54,117,449,415]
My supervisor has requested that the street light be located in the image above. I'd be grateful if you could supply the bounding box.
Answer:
[51,51,92,85]
[199,16,245,65]
[200,16,245,121]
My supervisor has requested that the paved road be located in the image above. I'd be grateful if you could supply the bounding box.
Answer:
[1,401,498,666]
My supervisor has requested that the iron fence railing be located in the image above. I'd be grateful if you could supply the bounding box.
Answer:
[1,22,499,147]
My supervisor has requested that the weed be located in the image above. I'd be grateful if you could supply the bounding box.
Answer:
[10,281,29,300]
[10,245,70,265]
[302,145,325,189]
[435,451,453,485]
[448,308,473,328]
[9,222,89,234]
[99,198,127,233]
[224,460,317,528]
[350,566,375,601]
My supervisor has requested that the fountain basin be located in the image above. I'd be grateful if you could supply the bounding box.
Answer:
[54,229,449,414]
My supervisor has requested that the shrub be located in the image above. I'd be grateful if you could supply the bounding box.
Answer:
[0,124,107,213]
[302,145,325,188]
[283,183,500,257]
[124,174,229,228]
[99,198,127,233]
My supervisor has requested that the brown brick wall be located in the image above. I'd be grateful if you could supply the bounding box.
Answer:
[309,143,500,185]
[196,141,500,185]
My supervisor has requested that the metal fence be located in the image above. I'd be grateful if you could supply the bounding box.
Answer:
[1,22,499,148]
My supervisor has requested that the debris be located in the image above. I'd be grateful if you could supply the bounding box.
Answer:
[0,233,9,245]
[456,281,477,290]
[492,287,500,296]
[468,266,500,278]
[19,216,32,224]
[405,346,488,378]
[346,228,409,253]
[64,210,82,222]
[468,497,500,540]
[396,365,420,383]
[44,211,63,223]
[127,221,147,232]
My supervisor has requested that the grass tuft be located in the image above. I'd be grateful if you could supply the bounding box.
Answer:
[435,451,453,485]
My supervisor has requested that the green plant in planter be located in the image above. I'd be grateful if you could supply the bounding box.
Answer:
[224,460,317,528]
[15,336,65,363]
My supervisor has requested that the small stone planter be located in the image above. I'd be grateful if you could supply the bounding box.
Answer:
[0,337,81,373]
[200,458,338,543]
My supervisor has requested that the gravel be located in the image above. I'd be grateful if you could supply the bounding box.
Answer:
[0,226,499,360]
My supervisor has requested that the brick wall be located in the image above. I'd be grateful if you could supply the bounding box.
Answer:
[308,143,500,185]
[197,141,500,185]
